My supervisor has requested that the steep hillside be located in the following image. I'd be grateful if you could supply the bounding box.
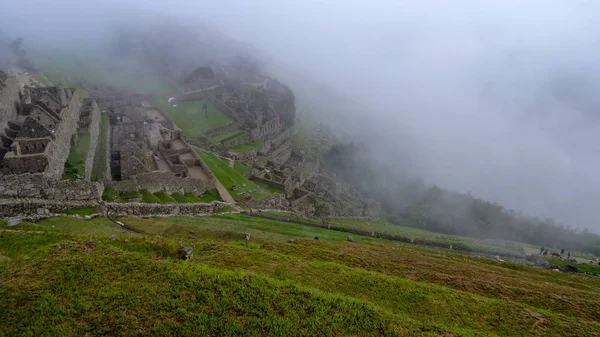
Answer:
[1,215,599,336]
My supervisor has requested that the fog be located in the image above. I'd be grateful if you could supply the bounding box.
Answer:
[2,0,600,230]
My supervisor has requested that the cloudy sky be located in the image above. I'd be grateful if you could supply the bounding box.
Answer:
[3,0,600,229]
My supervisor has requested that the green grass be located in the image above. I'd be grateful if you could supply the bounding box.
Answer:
[2,215,600,336]
[153,191,177,203]
[91,114,109,181]
[231,141,263,154]
[197,150,274,200]
[63,129,90,180]
[546,258,600,275]
[154,100,234,138]
[233,161,250,174]
[197,189,222,203]
[64,207,97,216]
[140,190,161,203]
[119,191,142,202]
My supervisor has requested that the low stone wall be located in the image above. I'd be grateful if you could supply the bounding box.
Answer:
[243,194,290,210]
[205,122,239,137]
[108,171,214,195]
[0,198,232,217]
[84,99,101,180]
[103,201,230,217]
[222,134,252,149]
[0,199,98,217]
[250,176,285,191]
[0,173,103,201]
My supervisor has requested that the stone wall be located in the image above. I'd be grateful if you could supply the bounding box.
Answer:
[84,99,101,180]
[222,134,252,149]
[205,122,239,138]
[109,171,215,195]
[43,90,81,179]
[0,199,231,217]
[0,173,103,200]
[250,176,285,190]
[0,77,20,136]
[103,201,229,217]
[243,194,290,210]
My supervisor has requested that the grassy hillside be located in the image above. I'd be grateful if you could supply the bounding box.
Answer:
[197,150,280,200]
[1,214,599,336]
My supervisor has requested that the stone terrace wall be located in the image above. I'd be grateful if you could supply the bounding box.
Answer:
[0,173,103,200]
[205,122,239,138]
[0,199,231,217]
[109,171,215,195]
[104,201,230,217]
[0,199,98,217]
[84,99,101,180]
[0,77,20,135]
[44,90,81,179]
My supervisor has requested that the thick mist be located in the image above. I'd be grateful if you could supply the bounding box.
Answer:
[2,0,600,230]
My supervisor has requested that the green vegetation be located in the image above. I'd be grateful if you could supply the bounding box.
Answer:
[197,189,222,203]
[545,258,600,276]
[63,129,90,180]
[91,114,109,181]
[233,161,250,174]
[101,188,120,202]
[154,100,234,137]
[1,214,599,336]
[119,191,142,202]
[153,191,177,203]
[64,207,96,216]
[197,150,274,200]
[231,141,263,154]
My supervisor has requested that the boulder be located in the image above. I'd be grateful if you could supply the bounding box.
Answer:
[347,236,354,242]
[6,217,23,227]
[178,246,193,260]
[109,235,118,241]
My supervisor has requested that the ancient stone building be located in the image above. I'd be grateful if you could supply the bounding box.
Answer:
[0,83,81,179]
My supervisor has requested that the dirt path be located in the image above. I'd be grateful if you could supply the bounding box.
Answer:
[215,180,236,204]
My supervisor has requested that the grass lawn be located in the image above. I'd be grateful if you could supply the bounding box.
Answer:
[1,215,599,336]
[197,150,274,200]
[231,141,263,154]
[62,129,90,180]
[233,161,250,174]
[91,114,109,181]
[154,100,234,138]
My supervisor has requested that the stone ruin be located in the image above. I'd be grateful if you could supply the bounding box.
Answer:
[175,65,381,217]
[106,99,216,195]
[0,69,103,201]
